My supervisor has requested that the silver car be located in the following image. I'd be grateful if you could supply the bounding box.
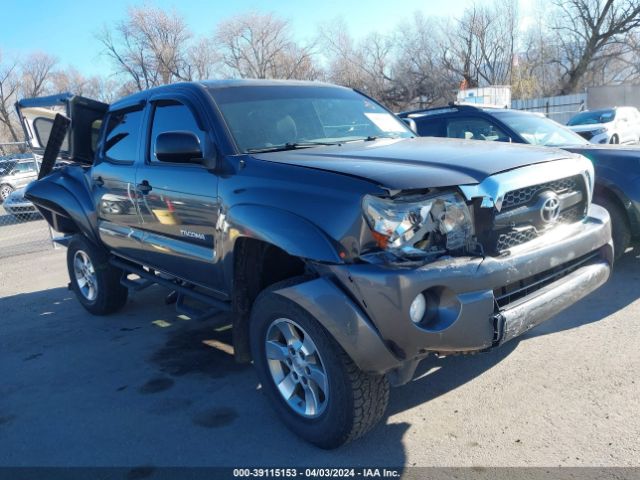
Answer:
[0,156,40,202]
[2,186,40,219]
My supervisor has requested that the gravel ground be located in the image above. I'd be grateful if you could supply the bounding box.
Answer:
[0,247,639,468]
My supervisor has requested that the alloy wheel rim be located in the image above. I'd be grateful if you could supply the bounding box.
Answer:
[0,186,11,200]
[73,250,98,301]
[265,318,329,418]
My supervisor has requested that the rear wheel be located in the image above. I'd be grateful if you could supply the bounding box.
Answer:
[596,196,631,261]
[0,184,13,202]
[67,235,128,314]
[250,278,389,449]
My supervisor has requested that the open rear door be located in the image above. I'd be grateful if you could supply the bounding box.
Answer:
[15,93,108,164]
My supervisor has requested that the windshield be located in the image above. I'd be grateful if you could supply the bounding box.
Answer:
[208,85,413,153]
[492,111,590,147]
[567,109,615,126]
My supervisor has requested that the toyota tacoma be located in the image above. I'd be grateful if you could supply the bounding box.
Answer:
[17,81,613,448]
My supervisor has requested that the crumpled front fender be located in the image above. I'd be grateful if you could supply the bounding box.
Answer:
[24,166,99,244]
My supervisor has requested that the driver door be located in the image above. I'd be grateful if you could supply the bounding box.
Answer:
[135,99,223,294]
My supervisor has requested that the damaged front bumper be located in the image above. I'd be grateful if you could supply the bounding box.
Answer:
[276,205,612,385]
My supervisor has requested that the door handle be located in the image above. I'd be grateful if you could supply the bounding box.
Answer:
[94,176,104,187]
[137,180,152,194]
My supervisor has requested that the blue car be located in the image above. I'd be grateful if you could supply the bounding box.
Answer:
[399,105,640,259]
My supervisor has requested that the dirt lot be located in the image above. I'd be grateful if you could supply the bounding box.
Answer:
[0,247,639,468]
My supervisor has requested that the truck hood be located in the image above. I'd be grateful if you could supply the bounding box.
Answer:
[252,137,576,190]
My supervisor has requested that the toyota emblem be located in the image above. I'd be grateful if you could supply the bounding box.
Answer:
[540,195,561,224]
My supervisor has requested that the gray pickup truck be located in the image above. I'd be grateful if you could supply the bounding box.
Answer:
[17,81,612,448]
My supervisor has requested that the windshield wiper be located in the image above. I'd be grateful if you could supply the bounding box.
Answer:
[246,141,340,153]
[342,134,403,143]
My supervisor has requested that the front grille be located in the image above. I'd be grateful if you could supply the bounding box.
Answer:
[558,205,582,223]
[496,227,538,251]
[477,174,588,254]
[501,177,578,211]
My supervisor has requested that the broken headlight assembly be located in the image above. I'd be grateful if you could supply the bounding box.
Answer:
[362,191,475,261]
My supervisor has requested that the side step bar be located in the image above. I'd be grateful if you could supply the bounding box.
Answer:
[110,258,231,320]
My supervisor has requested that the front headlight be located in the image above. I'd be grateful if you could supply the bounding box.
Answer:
[362,191,474,259]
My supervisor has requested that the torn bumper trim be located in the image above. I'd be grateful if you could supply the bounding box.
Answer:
[497,260,610,344]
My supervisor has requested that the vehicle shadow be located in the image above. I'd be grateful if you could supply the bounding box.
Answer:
[0,252,637,467]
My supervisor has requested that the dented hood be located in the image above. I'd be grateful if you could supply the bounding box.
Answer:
[252,136,576,190]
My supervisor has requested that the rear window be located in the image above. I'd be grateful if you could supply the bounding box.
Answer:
[103,109,144,163]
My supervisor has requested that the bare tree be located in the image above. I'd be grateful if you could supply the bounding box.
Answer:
[319,18,366,88]
[0,54,22,144]
[320,19,402,106]
[215,12,319,80]
[20,52,57,98]
[51,67,122,103]
[394,13,456,108]
[551,0,640,94]
[440,0,519,89]
[98,5,196,91]
[185,37,222,81]
[440,7,482,88]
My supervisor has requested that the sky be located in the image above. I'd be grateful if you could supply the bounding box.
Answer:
[1,0,534,78]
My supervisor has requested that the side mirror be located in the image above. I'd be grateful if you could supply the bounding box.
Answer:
[155,131,203,164]
[401,117,417,133]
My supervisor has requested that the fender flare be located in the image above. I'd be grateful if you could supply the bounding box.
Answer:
[224,204,344,267]
[24,168,100,244]
[273,276,401,374]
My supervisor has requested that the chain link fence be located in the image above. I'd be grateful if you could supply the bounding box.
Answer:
[0,143,55,259]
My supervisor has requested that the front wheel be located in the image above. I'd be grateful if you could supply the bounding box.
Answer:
[250,278,389,449]
[0,184,13,202]
[67,235,128,315]
[609,134,619,144]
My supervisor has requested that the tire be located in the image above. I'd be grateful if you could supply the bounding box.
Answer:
[250,278,389,449]
[596,196,631,261]
[0,184,13,202]
[609,134,619,144]
[66,235,128,315]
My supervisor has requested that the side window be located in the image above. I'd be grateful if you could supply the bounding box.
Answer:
[16,161,36,173]
[149,102,206,163]
[103,108,144,163]
[446,117,510,141]
[415,118,446,137]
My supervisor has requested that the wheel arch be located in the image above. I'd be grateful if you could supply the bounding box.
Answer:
[594,180,639,236]
[24,169,100,244]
